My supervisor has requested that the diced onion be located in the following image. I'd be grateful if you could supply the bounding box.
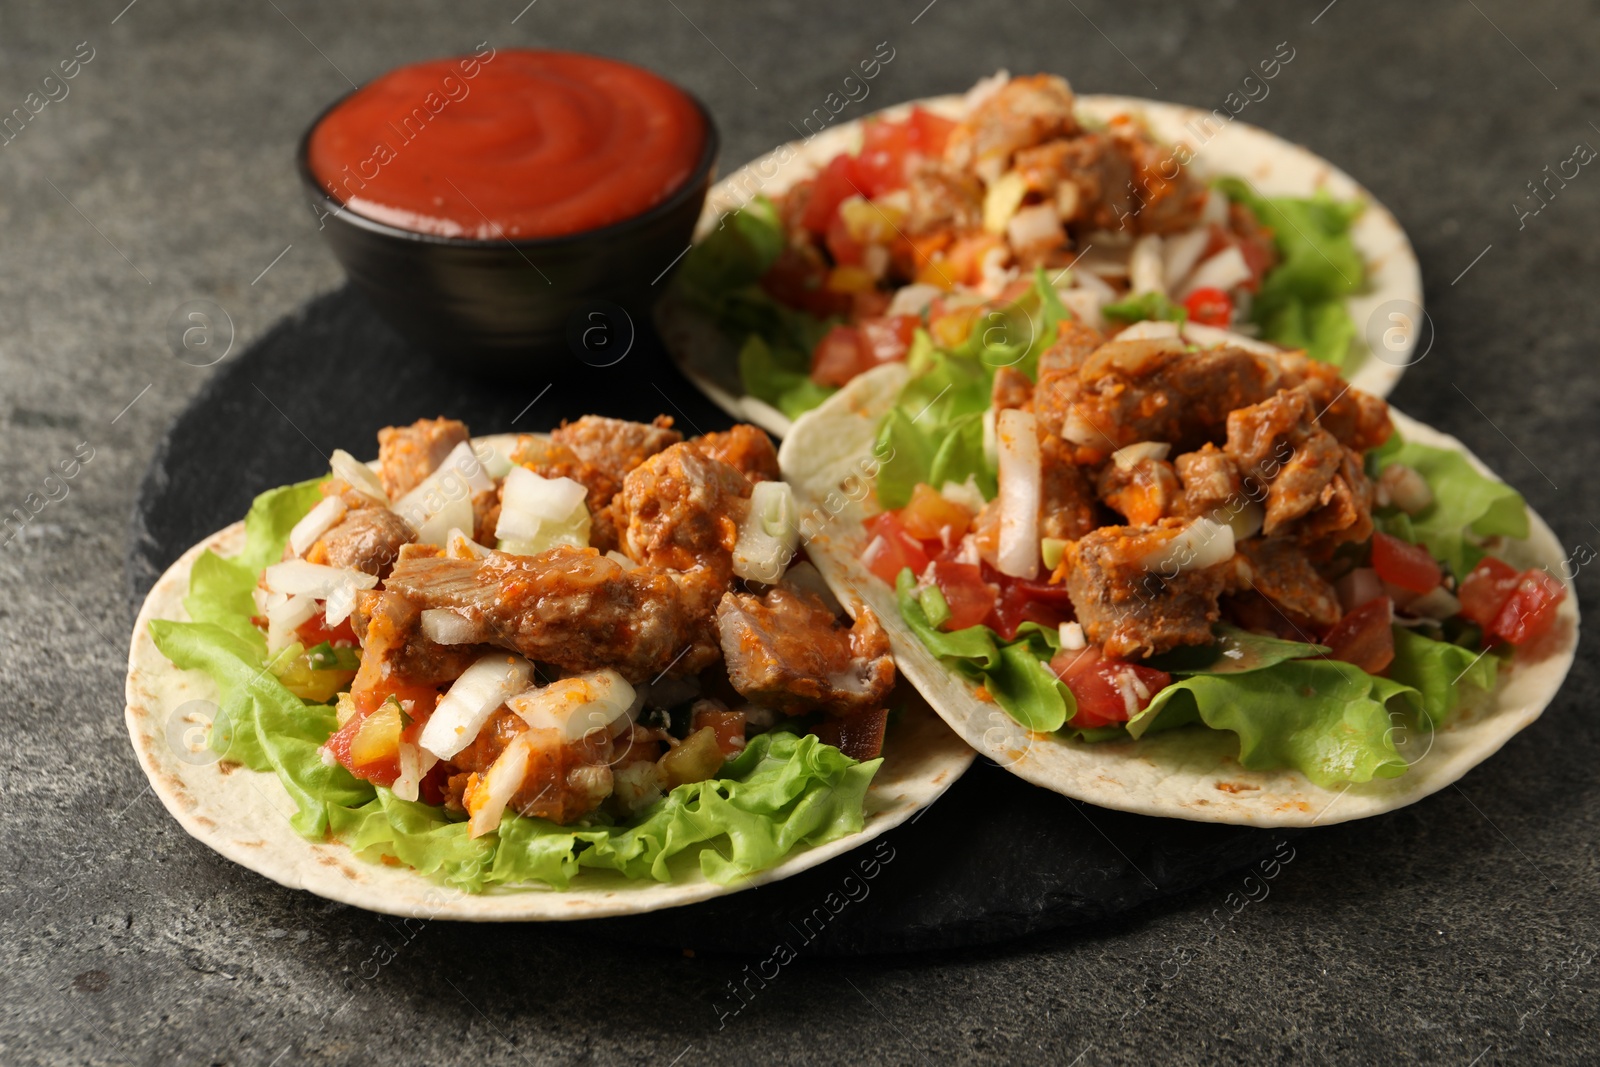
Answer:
[390,743,437,804]
[266,593,318,654]
[446,529,490,559]
[494,466,590,552]
[1377,463,1434,516]
[330,449,389,506]
[262,559,379,597]
[605,550,639,570]
[1112,441,1172,470]
[507,669,637,743]
[940,477,988,515]
[420,608,478,645]
[1407,586,1462,620]
[1336,567,1384,613]
[1181,321,1284,357]
[419,653,534,760]
[995,408,1042,580]
[1115,319,1181,341]
[393,440,496,534]
[732,481,800,583]
[1213,499,1265,542]
[1006,204,1064,251]
[1178,246,1251,298]
[287,496,348,557]
[1071,267,1118,301]
[1141,517,1235,574]
[1129,234,1165,295]
[1199,188,1230,227]
[1162,228,1211,293]
[475,440,515,481]
[1057,288,1106,332]
[466,731,533,839]
[1063,406,1102,447]
[415,494,474,548]
[886,283,943,318]
[1060,621,1087,651]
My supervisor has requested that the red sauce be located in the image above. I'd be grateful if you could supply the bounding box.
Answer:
[307,48,705,240]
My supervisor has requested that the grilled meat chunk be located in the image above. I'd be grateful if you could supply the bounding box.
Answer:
[1098,455,1184,526]
[1276,352,1393,452]
[1059,521,1231,658]
[380,545,722,683]
[1174,443,1245,518]
[316,507,414,579]
[350,589,484,690]
[1233,537,1342,629]
[1039,431,1099,541]
[377,417,471,499]
[616,441,749,577]
[550,415,681,486]
[447,708,616,825]
[992,365,1034,411]
[715,587,895,716]
[690,424,780,484]
[907,160,985,235]
[945,74,1081,179]
[1224,389,1343,536]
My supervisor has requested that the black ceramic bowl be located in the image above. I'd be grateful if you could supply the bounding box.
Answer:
[296,90,718,376]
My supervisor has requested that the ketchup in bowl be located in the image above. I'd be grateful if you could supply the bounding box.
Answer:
[306,48,708,240]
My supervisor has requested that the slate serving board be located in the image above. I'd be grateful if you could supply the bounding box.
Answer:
[126,286,1297,955]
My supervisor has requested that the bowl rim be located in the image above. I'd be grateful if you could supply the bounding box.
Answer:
[294,54,720,251]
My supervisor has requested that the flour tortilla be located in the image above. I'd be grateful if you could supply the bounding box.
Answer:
[659,91,1423,438]
[124,435,974,920]
[778,364,1579,827]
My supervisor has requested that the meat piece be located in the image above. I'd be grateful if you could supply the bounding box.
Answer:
[1013,135,1136,233]
[381,545,723,683]
[350,589,484,691]
[906,160,984,235]
[1224,389,1343,535]
[1039,432,1099,541]
[715,587,895,716]
[1103,117,1207,234]
[1059,521,1230,658]
[317,507,415,579]
[1045,341,1285,459]
[1034,320,1108,442]
[1097,457,1183,526]
[1174,444,1243,518]
[615,441,749,577]
[992,365,1033,411]
[1293,446,1376,554]
[1233,538,1342,629]
[550,415,681,486]
[377,417,471,499]
[945,74,1080,179]
[1276,353,1393,452]
[690,424,780,484]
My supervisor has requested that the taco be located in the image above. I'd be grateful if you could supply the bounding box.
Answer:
[660,71,1421,437]
[777,310,1577,827]
[125,415,972,920]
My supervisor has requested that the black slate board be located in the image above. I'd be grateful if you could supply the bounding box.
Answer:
[126,285,1298,956]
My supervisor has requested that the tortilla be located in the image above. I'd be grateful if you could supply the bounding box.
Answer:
[778,363,1579,827]
[123,436,974,921]
[660,91,1423,439]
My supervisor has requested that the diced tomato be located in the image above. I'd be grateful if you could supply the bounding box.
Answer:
[801,153,863,234]
[852,288,893,320]
[862,511,931,586]
[906,107,956,157]
[324,704,401,787]
[1003,576,1078,607]
[690,705,748,756]
[1459,556,1521,627]
[859,314,919,366]
[1182,286,1234,327]
[296,610,358,649]
[810,324,868,387]
[1050,645,1171,730]
[1371,532,1442,594]
[990,582,1072,641]
[761,246,853,318]
[825,210,865,265]
[924,559,998,631]
[899,483,972,544]
[1489,568,1566,645]
[1324,596,1395,674]
[813,707,888,761]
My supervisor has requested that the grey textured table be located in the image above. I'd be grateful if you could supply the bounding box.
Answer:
[3,1,1596,1063]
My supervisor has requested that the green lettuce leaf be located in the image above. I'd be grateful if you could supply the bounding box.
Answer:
[676,196,786,295]
[1131,659,1417,787]
[1216,178,1364,367]
[1145,624,1329,676]
[1387,626,1499,727]
[738,335,837,421]
[1370,433,1529,574]
[149,475,881,892]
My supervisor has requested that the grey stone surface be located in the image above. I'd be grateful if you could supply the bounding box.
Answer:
[0,0,1596,1063]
